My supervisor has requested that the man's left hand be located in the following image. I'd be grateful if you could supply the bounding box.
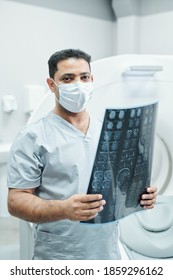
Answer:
[140,186,157,209]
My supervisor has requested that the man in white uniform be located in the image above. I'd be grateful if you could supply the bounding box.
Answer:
[7,49,157,259]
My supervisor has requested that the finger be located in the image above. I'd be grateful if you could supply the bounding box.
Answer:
[140,198,156,207]
[80,194,103,203]
[80,208,104,221]
[143,204,155,209]
[70,203,104,221]
[146,186,157,193]
[81,199,106,210]
[141,192,157,200]
[78,204,105,220]
[82,205,104,216]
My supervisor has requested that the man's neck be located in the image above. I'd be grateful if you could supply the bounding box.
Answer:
[52,106,90,134]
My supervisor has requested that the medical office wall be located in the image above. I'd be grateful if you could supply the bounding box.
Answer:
[0,0,114,142]
[1,0,173,144]
[114,0,173,54]
[0,0,115,144]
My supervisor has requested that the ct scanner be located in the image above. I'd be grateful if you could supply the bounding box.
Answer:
[19,54,173,259]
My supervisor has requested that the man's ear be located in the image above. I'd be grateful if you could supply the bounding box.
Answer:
[47,78,55,92]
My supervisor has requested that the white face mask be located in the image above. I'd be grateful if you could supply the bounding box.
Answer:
[53,81,93,113]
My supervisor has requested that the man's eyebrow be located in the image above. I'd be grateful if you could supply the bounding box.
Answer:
[61,72,90,78]
[80,72,91,75]
[61,73,74,77]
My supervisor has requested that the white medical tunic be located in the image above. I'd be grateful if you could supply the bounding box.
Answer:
[7,112,120,260]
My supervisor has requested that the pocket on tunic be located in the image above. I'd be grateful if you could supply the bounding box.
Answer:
[33,229,78,260]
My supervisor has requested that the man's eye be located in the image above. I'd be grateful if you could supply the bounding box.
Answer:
[82,75,90,81]
[63,77,72,82]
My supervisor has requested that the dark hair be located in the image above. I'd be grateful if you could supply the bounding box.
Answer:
[48,48,91,78]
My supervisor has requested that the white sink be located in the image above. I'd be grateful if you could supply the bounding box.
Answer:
[0,143,12,164]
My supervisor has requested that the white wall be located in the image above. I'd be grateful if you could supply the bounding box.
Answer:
[2,0,173,144]
[139,11,173,55]
[115,10,173,56]
[0,0,114,143]
[116,15,140,54]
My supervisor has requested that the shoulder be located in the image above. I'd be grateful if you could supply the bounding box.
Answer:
[19,112,54,136]
[11,113,52,149]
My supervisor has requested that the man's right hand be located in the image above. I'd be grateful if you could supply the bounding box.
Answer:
[63,194,106,221]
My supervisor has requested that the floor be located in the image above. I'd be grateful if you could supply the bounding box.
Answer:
[0,216,20,260]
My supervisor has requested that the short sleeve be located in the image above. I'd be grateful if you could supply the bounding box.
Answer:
[7,128,43,189]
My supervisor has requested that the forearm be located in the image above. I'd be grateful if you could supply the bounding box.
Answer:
[8,189,66,223]
[8,188,106,223]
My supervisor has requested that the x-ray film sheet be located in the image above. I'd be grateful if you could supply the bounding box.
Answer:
[83,102,158,223]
